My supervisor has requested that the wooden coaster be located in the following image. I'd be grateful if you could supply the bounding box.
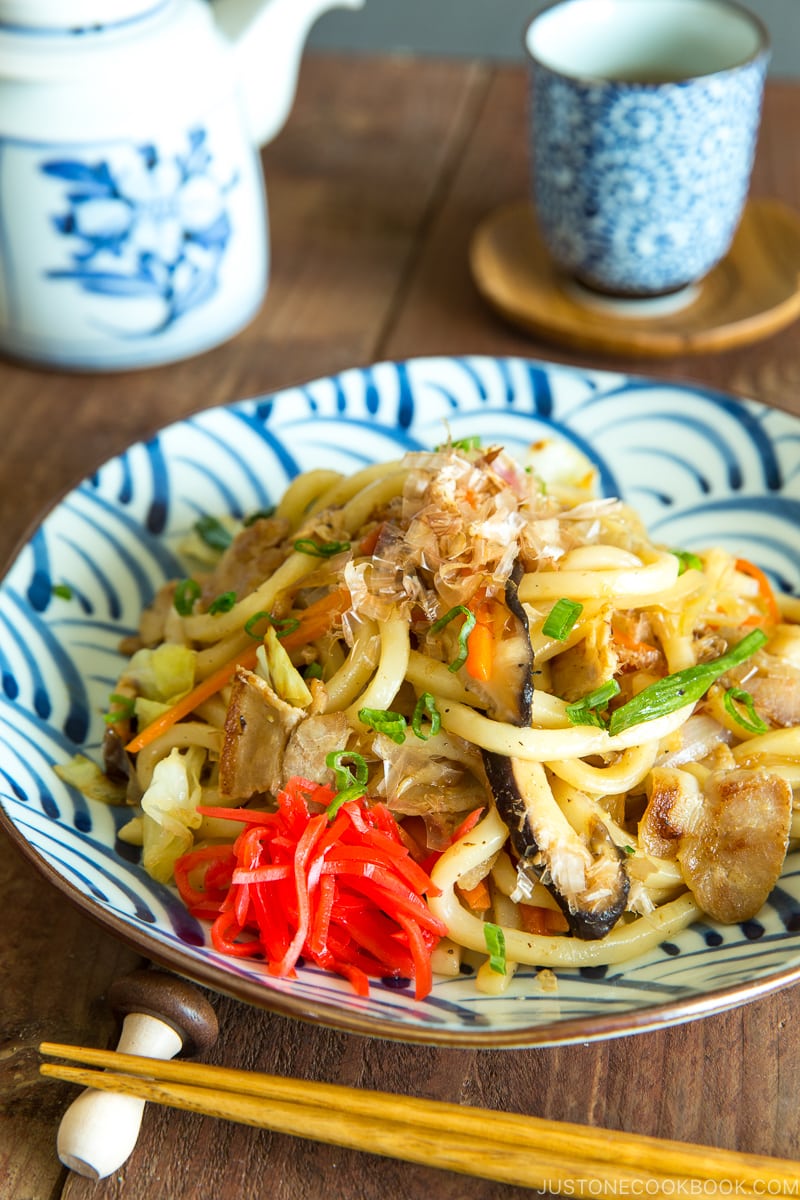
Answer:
[469,198,800,357]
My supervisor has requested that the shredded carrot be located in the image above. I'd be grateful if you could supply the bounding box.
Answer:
[456,876,492,913]
[357,523,385,557]
[519,904,570,936]
[465,601,494,682]
[611,621,658,657]
[125,587,350,753]
[277,587,350,651]
[124,646,259,753]
[735,558,780,628]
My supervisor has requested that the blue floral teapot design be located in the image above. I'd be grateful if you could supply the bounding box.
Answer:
[0,0,363,370]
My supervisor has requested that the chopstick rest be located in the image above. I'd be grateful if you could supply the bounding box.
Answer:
[55,968,218,1180]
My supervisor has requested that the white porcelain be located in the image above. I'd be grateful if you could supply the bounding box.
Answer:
[525,0,769,298]
[0,0,364,370]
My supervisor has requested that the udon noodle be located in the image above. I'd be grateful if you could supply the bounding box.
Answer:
[80,438,800,994]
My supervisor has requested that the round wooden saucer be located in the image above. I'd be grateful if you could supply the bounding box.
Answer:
[469,198,800,357]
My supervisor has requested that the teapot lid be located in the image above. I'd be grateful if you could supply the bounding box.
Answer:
[0,0,168,30]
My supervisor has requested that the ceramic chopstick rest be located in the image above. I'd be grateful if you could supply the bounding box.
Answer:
[55,969,219,1180]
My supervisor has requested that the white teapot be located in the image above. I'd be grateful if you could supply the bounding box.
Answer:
[0,0,363,370]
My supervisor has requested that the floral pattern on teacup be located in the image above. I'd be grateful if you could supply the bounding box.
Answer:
[41,128,236,335]
[530,59,767,295]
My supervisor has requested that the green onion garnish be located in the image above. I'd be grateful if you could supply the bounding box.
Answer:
[244,611,301,639]
[293,538,351,558]
[208,590,236,615]
[304,662,324,680]
[672,549,704,576]
[325,750,369,818]
[608,629,767,737]
[174,578,201,616]
[412,692,441,741]
[326,750,369,792]
[484,922,506,975]
[244,611,271,638]
[434,436,481,452]
[52,583,73,600]
[104,693,136,724]
[358,707,407,744]
[542,597,583,641]
[325,782,366,819]
[194,515,233,551]
[722,686,768,734]
[431,605,476,673]
[565,679,621,728]
[243,506,276,526]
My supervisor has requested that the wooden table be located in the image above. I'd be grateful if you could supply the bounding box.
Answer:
[3,53,800,1200]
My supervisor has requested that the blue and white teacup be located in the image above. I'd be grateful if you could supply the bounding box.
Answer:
[525,0,770,299]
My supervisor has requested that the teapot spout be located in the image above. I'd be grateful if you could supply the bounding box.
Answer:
[215,0,365,147]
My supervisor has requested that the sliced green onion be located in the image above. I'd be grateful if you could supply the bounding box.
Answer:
[244,611,301,640]
[608,629,767,737]
[243,506,276,526]
[326,750,369,793]
[542,597,583,641]
[325,783,366,819]
[412,692,441,741]
[293,538,351,558]
[564,704,606,729]
[434,435,481,452]
[174,578,201,616]
[325,750,369,819]
[194,515,233,551]
[565,679,621,729]
[484,922,506,975]
[723,686,769,734]
[208,590,236,615]
[304,662,324,680]
[358,707,407,744]
[104,693,136,724]
[245,611,270,638]
[52,583,73,600]
[431,605,476,673]
[272,616,301,638]
[672,549,704,576]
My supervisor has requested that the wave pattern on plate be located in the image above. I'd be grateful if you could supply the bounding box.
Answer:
[2,355,800,1045]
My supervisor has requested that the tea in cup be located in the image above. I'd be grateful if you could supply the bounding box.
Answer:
[524,0,770,299]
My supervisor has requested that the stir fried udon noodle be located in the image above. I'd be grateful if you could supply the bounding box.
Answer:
[67,437,800,996]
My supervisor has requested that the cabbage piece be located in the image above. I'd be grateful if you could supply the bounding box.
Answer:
[118,815,144,846]
[177,515,239,568]
[523,437,599,502]
[255,626,312,708]
[134,697,171,729]
[140,745,204,883]
[126,643,197,704]
[55,754,127,806]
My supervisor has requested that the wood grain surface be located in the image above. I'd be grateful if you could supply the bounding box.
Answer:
[469,197,800,357]
[2,54,800,1200]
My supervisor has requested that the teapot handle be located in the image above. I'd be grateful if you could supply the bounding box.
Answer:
[214,0,366,148]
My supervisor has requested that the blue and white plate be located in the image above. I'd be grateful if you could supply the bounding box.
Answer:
[3,355,800,1047]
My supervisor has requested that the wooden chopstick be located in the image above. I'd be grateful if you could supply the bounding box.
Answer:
[39,1042,800,1197]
